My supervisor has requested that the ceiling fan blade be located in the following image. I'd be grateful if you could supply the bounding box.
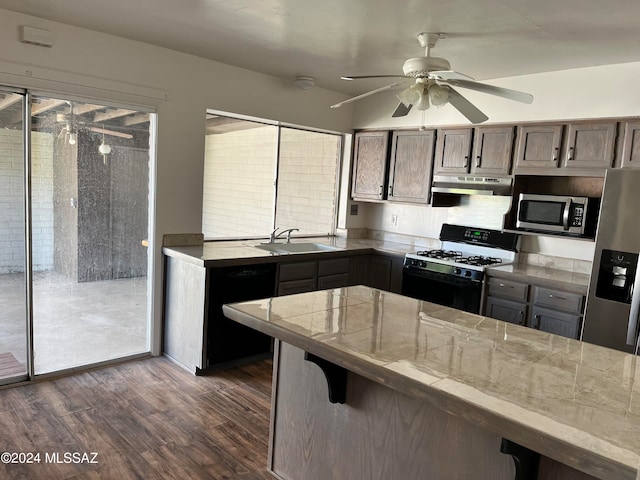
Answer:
[446,87,489,124]
[331,81,410,109]
[445,79,533,104]
[341,75,407,80]
[429,70,475,81]
[89,127,133,139]
[392,102,412,117]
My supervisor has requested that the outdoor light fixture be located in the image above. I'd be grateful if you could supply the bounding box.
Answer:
[98,128,111,164]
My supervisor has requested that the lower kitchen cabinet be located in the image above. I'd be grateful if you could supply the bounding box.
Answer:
[483,275,584,339]
[484,296,527,326]
[530,306,581,339]
[277,261,318,295]
[277,255,403,295]
[367,254,403,293]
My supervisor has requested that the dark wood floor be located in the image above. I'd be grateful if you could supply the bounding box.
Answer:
[0,356,274,480]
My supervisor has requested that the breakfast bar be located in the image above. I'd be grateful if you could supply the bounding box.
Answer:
[223,286,640,480]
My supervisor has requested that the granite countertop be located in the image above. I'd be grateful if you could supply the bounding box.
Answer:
[162,237,416,267]
[487,263,591,295]
[223,286,640,480]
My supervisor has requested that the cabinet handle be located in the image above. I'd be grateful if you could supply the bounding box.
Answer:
[533,314,541,329]
[498,283,513,288]
[476,155,481,168]
[568,146,574,161]
[552,147,558,162]
[463,156,469,168]
[519,311,524,325]
[388,185,393,196]
[379,185,383,196]
[548,294,567,300]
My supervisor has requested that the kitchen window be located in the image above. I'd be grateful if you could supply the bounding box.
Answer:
[202,113,342,239]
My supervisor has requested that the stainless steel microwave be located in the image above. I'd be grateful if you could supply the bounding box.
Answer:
[516,193,598,236]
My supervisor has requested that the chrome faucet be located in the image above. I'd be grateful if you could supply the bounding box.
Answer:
[269,227,299,243]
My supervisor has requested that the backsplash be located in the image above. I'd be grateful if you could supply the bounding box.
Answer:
[346,228,592,275]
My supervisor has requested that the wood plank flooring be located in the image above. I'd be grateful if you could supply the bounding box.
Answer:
[0,356,274,480]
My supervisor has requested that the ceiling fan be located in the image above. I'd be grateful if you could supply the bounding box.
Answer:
[56,101,133,144]
[331,33,533,123]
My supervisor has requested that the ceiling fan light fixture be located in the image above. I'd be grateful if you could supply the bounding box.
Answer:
[428,83,449,107]
[397,82,424,108]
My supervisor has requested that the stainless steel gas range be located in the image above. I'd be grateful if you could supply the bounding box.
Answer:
[402,224,519,314]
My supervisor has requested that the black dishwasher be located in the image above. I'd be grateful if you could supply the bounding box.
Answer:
[206,263,277,370]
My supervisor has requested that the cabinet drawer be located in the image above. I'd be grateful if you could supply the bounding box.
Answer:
[486,277,529,301]
[318,258,350,276]
[318,273,350,290]
[278,278,317,296]
[279,261,317,281]
[532,286,584,314]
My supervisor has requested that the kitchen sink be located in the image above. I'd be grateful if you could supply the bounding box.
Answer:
[253,242,341,254]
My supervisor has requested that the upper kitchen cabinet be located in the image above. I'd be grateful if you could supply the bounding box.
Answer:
[514,124,563,170]
[351,131,390,201]
[433,126,514,176]
[514,121,617,175]
[471,126,515,176]
[387,130,436,204]
[617,120,640,169]
[562,122,616,170]
[433,128,473,175]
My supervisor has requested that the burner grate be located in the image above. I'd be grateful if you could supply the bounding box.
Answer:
[459,256,503,267]
[417,249,463,260]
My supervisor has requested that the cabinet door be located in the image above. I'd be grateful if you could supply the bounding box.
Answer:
[433,128,473,175]
[619,121,640,168]
[351,131,389,200]
[484,296,527,326]
[514,124,563,170]
[471,126,514,175]
[348,255,369,286]
[367,256,392,290]
[530,306,581,339]
[562,122,616,170]
[388,130,436,204]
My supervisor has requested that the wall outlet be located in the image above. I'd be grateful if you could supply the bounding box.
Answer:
[391,214,398,227]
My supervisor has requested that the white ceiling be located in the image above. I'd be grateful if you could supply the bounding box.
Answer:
[2,0,640,97]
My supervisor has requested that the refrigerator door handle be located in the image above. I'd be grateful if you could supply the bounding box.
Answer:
[562,199,571,231]
[626,262,640,346]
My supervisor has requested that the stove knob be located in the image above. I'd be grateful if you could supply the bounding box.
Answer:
[465,271,472,277]
[454,268,461,275]
[419,260,427,268]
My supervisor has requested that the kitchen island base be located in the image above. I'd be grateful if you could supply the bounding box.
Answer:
[269,341,597,480]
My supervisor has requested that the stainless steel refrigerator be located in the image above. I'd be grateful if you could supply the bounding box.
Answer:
[582,168,640,353]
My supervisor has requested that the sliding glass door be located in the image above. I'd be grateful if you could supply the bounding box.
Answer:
[0,88,153,380]
[0,90,28,384]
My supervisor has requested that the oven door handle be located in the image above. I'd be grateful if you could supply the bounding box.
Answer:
[562,199,571,231]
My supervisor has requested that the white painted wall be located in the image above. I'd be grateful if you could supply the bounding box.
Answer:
[348,62,640,262]
[0,9,353,356]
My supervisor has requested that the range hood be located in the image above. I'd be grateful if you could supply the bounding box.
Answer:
[431,175,513,196]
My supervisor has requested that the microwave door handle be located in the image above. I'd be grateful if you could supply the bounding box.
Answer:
[562,199,571,230]
[626,262,640,347]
